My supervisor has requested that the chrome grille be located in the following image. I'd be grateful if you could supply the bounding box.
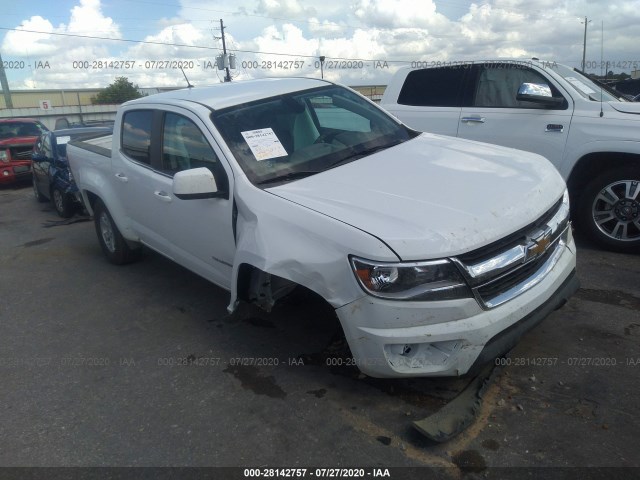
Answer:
[10,146,34,160]
[452,192,571,309]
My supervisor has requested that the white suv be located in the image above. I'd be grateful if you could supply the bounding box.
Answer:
[381,60,640,252]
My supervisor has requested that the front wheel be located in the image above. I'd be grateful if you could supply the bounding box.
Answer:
[577,167,640,252]
[52,187,74,218]
[93,199,142,264]
[33,174,47,203]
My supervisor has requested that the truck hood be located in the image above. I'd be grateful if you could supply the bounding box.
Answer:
[268,134,566,260]
[0,136,38,146]
[608,102,640,115]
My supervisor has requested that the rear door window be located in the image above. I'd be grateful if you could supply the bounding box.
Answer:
[397,67,466,107]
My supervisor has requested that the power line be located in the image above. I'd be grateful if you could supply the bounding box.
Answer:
[0,26,414,63]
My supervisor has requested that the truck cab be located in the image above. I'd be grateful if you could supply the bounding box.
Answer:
[0,119,48,185]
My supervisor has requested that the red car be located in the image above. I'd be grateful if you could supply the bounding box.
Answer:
[0,118,49,185]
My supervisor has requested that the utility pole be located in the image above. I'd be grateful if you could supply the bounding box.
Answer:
[581,16,591,71]
[220,19,231,82]
[0,52,14,108]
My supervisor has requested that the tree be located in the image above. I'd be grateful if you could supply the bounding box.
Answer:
[92,77,145,104]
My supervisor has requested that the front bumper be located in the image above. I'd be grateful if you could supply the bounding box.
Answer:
[0,164,31,184]
[335,236,577,378]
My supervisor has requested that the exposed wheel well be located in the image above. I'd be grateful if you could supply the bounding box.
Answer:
[84,190,99,213]
[236,263,332,313]
[566,152,640,212]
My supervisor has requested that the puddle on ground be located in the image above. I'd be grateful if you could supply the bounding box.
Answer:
[223,364,287,399]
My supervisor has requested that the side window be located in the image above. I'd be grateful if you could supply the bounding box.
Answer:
[397,67,465,107]
[122,110,153,164]
[309,96,370,132]
[161,112,228,191]
[33,137,43,155]
[474,65,564,108]
[42,135,53,158]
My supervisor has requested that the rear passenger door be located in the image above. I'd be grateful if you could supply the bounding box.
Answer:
[458,63,573,168]
[383,66,467,136]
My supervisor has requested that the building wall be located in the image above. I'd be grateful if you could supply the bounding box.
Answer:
[0,89,102,109]
[0,104,117,130]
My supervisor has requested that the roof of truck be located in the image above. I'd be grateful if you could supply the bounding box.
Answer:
[125,77,334,111]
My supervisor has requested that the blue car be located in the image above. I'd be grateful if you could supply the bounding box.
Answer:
[32,127,112,217]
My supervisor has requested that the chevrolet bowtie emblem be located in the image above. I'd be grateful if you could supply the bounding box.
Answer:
[525,229,552,262]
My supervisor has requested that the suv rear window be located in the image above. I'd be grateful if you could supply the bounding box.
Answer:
[397,68,465,107]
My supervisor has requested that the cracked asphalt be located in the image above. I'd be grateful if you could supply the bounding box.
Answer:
[1,183,639,478]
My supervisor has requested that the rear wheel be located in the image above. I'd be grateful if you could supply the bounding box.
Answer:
[32,174,47,203]
[93,199,141,264]
[577,167,640,252]
[52,187,74,218]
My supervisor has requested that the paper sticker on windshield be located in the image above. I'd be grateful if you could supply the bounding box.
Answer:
[565,76,596,95]
[56,135,71,145]
[241,128,288,161]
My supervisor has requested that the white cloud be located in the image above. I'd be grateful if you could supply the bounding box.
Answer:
[255,0,317,18]
[1,16,57,56]
[2,0,640,89]
[67,0,121,37]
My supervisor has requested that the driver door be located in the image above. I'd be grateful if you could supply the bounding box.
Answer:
[458,63,573,168]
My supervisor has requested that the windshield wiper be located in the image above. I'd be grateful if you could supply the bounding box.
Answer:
[256,170,321,186]
[327,141,402,168]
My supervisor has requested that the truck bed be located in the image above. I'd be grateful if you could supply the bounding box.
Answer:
[69,134,112,158]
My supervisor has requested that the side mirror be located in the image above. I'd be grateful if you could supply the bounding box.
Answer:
[516,83,564,106]
[172,167,219,200]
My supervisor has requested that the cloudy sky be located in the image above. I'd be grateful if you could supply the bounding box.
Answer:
[1,0,639,90]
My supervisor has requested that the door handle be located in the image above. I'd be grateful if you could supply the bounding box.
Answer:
[154,190,172,202]
[114,173,128,183]
[461,116,486,123]
[545,124,564,133]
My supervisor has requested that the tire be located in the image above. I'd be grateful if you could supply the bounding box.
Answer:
[51,187,74,218]
[33,174,47,203]
[577,167,640,252]
[93,199,142,265]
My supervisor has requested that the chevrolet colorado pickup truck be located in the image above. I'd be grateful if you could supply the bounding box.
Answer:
[380,59,640,252]
[67,78,577,378]
[0,118,48,185]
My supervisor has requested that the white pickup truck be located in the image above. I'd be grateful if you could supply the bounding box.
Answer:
[380,59,640,252]
[67,78,577,378]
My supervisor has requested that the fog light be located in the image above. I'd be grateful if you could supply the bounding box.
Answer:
[385,340,462,369]
[2,170,10,176]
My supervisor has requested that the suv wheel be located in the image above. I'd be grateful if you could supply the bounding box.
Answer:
[577,167,640,252]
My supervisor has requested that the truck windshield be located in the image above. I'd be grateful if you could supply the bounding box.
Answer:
[549,64,622,102]
[0,121,48,139]
[211,85,417,185]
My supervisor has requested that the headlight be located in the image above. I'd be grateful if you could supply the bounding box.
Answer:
[547,188,570,235]
[0,150,9,163]
[350,256,472,301]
